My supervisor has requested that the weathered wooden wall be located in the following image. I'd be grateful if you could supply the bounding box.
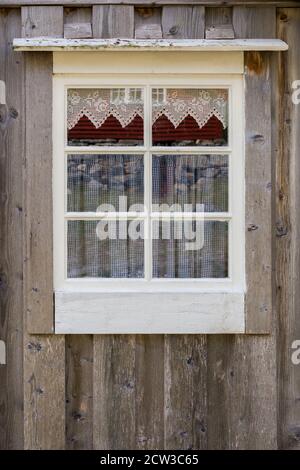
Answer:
[0,2,300,450]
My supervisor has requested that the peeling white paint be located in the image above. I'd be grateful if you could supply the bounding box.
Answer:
[0,80,6,105]
[0,340,6,365]
[12,37,289,52]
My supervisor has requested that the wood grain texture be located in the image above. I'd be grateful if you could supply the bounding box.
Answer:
[206,5,277,450]
[0,8,24,450]
[66,335,93,449]
[135,7,162,39]
[92,5,134,39]
[64,7,92,38]
[24,334,65,449]
[21,6,63,37]
[207,334,277,449]
[135,335,164,449]
[24,52,54,334]
[162,6,204,39]
[234,5,276,333]
[205,7,233,26]
[165,335,207,450]
[277,8,300,450]
[93,335,136,449]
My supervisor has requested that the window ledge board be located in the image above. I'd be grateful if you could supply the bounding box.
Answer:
[13,38,288,52]
[54,291,245,334]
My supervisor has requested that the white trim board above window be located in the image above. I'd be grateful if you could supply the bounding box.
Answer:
[13,38,288,52]
[53,52,245,334]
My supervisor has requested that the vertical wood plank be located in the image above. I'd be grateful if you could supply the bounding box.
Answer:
[66,335,93,450]
[207,6,277,450]
[64,7,92,39]
[92,5,134,39]
[0,8,24,450]
[205,7,232,26]
[21,6,63,38]
[164,335,207,450]
[205,7,234,39]
[134,7,162,40]
[162,6,204,39]
[233,6,276,39]
[24,51,54,334]
[93,335,136,450]
[277,8,300,450]
[24,334,65,449]
[234,5,276,333]
[135,336,164,449]
[23,51,65,449]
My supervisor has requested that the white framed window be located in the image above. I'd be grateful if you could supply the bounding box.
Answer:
[53,53,245,333]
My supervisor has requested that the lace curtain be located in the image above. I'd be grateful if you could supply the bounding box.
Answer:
[67,88,228,130]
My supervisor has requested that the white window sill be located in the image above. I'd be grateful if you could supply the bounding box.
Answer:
[54,291,245,334]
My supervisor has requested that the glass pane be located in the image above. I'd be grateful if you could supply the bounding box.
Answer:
[67,220,144,278]
[152,88,228,146]
[152,220,228,278]
[152,154,228,212]
[67,88,144,146]
[67,154,144,212]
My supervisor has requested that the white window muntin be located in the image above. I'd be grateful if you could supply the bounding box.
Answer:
[53,74,244,293]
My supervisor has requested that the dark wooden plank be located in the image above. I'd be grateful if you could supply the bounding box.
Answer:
[24,333,65,449]
[162,6,205,39]
[66,335,93,450]
[24,51,54,334]
[135,7,162,40]
[93,335,136,449]
[0,8,24,450]
[207,6,277,450]
[135,335,164,449]
[164,335,207,450]
[21,6,63,37]
[92,5,134,39]
[277,7,300,450]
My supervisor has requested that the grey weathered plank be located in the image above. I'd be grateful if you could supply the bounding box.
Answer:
[24,333,65,449]
[64,7,92,38]
[207,334,277,449]
[164,335,207,450]
[0,8,24,450]
[205,6,233,26]
[66,335,93,449]
[233,5,276,38]
[135,7,162,40]
[135,335,164,449]
[276,8,300,450]
[24,52,54,334]
[162,6,205,39]
[207,6,277,450]
[93,335,136,449]
[205,24,235,39]
[21,6,63,37]
[234,5,275,333]
[205,6,234,38]
[92,5,134,39]
[23,50,66,449]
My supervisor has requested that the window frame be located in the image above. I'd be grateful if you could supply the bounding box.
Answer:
[53,74,244,294]
[52,52,247,334]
